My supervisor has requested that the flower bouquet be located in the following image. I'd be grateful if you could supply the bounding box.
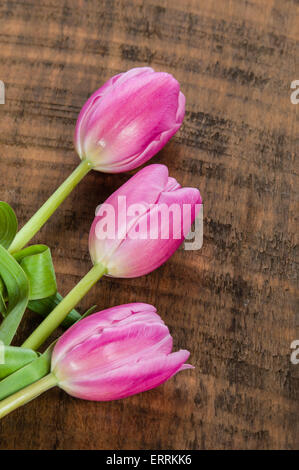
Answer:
[0,68,202,419]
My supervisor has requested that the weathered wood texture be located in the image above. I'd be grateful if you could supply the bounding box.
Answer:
[0,0,298,450]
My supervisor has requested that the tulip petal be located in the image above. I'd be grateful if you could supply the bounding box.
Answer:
[89,165,170,266]
[85,73,180,166]
[74,67,185,172]
[52,303,159,369]
[59,350,191,401]
[105,164,169,208]
[54,321,172,381]
[99,91,185,173]
[105,187,202,277]
[75,68,154,159]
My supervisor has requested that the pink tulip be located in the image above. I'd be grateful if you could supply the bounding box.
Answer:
[0,304,192,418]
[51,303,192,401]
[89,164,202,277]
[74,67,185,173]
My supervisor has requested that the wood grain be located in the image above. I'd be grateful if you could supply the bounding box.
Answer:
[0,0,298,450]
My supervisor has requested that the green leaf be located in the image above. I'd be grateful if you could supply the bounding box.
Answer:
[0,202,18,249]
[14,245,57,300]
[28,292,82,328]
[81,305,97,320]
[0,345,52,400]
[0,346,38,379]
[0,277,7,315]
[0,244,30,345]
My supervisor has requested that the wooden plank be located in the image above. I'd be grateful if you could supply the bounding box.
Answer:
[0,0,298,450]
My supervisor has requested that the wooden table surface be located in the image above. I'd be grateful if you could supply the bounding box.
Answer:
[0,0,298,450]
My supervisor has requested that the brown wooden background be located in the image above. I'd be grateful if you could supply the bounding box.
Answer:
[0,0,298,450]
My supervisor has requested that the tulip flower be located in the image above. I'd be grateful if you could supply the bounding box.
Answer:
[89,164,202,277]
[22,165,201,351]
[75,67,185,173]
[8,68,185,254]
[0,304,192,418]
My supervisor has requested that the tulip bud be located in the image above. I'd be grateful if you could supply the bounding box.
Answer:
[51,304,192,401]
[74,68,185,173]
[89,164,202,277]
[0,304,193,418]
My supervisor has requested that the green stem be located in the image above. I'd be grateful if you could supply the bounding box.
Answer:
[0,373,57,419]
[8,160,93,254]
[22,262,107,351]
